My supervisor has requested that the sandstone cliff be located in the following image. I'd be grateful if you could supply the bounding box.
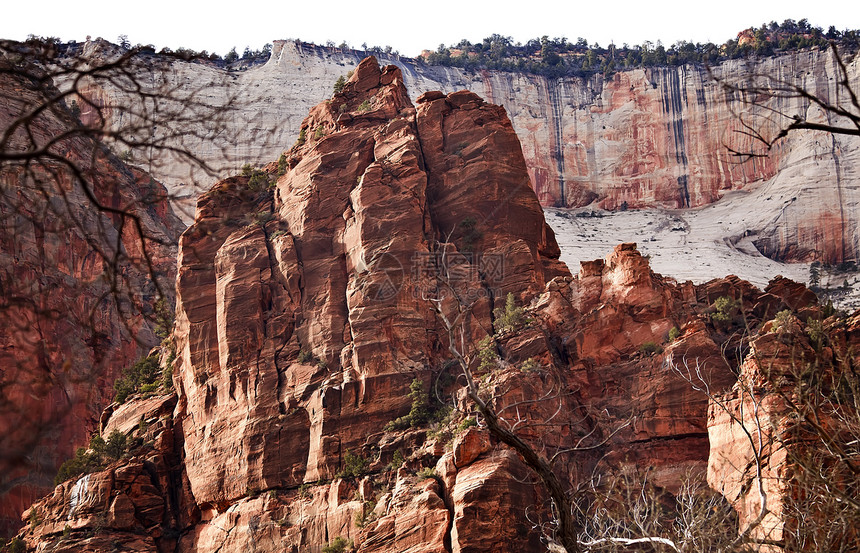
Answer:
[707,305,860,549]
[73,39,860,265]
[15,57,847,552]
[0,57,184,536]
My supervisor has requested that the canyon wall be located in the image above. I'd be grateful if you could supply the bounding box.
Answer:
[16,58,846,553]
[77,39,860,263]
[0,57,184,536]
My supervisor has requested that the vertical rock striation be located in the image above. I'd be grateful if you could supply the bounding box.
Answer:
[16,56,858,552]
[75,40,860,263]
[0,59,183,536]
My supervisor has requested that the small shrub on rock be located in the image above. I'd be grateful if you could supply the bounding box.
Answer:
[711,296,739,324]
[114,354,162,403]
[55,431,130,485]
[333,75,346,94]
[639,341,664,356]
[322,536,352,553]
[337,450,368,479]
[493,293,529,334]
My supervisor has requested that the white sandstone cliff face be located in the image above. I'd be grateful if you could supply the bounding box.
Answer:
[69,39,859,267]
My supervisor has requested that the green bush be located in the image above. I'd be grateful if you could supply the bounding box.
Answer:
[28,507,40,530]
[668,326,680,342]
[104,430,127,461]
[774,309,794,330]
[55,431,130,485]
[639,341,664,356]
[354,500,376,528]
[245,168,272,192]
[387,449,405,471]
[712,296,739,324]
[114,354,162,403]
[456,417,477,434]
[277,153,287,176]
[385,378,431,431]
[322,536,351,553]
[296,127,306,146]
[314,125,326,140]
[357,99,371,112]
[417,466,436,479]
[493,293,528,334]
[153,297,173,340]
[337,450,368,479]
[297,349,314,363]
[161,364,174,391]
[6,537,25,553]
[806,317,827,350]
[520,357,540,372]
[333,75,347,94]
[138,382,159,395]
[477,336,498,372]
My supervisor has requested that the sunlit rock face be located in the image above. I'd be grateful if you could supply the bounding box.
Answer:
[78,40,859,263]
[16,56,856,553]
[172,56,565,510]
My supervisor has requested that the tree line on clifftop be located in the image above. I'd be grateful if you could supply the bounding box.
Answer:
[19,18,860,78]
[422,19,859,78]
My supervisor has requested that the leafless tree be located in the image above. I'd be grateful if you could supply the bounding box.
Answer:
[714,42,860,160]
[0,36,242,534]
[661,307,860,553]
[578,467,737,553]
[754,313,860,552]
[669,352,779,550]
[427,253,859,553]
[421,245,759,553]
[422,238,638,553]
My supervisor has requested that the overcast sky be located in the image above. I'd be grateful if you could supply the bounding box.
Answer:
[4,0,859,57]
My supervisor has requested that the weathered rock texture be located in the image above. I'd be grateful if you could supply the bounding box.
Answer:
[172,57,565,515]
[74,40,860,265]
[18,57,852,552]
[0,59,183,536]
[707,308,860,549]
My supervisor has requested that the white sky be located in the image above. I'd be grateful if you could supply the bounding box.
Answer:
[3,0,859,58]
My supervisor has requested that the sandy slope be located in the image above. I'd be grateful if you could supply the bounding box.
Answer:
[546,195,860,311]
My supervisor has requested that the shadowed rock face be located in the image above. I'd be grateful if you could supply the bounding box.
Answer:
[0,61,184,536]
[16,57,848,552]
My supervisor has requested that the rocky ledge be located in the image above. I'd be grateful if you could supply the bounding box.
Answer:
[14,57,859,552]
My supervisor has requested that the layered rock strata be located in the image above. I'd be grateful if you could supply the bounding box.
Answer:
[16,57,848,552]
[73,39,860,264]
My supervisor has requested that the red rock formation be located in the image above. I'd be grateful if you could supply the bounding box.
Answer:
[0,59,183,536]
[69,40,859,263]
[707,309,860,548]
[170,57,567,518]
[16,56,855,552]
